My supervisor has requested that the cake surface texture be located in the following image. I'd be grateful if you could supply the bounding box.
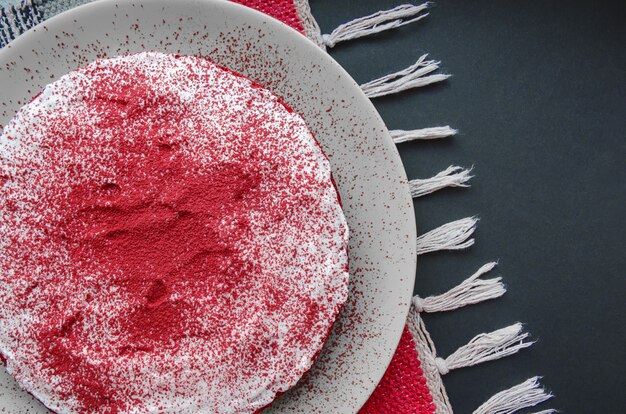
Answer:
[0,51,349,413]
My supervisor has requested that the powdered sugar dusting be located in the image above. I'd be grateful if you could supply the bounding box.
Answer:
[0,51,349,413]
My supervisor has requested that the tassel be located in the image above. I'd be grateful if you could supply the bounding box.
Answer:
[360,54,450,98]
[435,323,533,375]
[322,3,429,48]
[472,377,553,414]
[390,126,457,143]
[409,165,473,198]
[413,262,505,313]
[416,217,478,255]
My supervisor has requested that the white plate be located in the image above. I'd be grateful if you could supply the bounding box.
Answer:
[0,1,416,412]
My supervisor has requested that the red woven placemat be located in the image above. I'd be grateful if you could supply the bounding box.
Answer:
[232,0,304,33]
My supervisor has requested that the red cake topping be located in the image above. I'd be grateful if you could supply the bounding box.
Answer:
[0,52,349,413]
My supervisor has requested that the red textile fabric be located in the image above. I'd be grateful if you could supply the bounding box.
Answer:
[231,0,305,33]
[360,327,437,414]
[232,1,437,412]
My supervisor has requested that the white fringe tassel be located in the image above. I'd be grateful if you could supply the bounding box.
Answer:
[413,262,505,313]
[361,54,450,98]
[435,323,533,375]
[409,165,473,198]
[322,3,429,48]
[390,126,457,143]
[416,217,478,255]
[472,377,553,414]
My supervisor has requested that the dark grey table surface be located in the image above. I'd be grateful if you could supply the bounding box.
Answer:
[311,0,625,413]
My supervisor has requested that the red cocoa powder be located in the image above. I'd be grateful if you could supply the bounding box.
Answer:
[0,52,348,413]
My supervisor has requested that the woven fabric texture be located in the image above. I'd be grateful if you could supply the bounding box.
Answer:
[233,0,304,33]
[361,327,437,414]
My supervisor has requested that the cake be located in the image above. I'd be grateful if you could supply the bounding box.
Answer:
[0,52,349,413]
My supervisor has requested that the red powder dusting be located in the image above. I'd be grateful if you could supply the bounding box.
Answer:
[0,52,348,413]
[39,157,261,411]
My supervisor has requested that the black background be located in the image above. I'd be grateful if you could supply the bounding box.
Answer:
[311,1,625,413]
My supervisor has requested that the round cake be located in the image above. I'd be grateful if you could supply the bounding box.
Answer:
[0,52,349,413]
